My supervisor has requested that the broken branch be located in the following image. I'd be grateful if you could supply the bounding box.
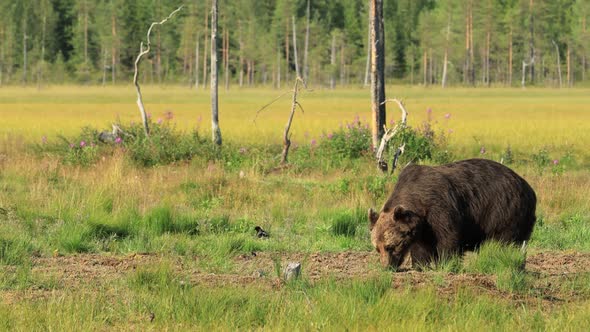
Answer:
[376,98,408,173]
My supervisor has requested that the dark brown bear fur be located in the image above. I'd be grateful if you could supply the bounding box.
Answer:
[368,158,536,269]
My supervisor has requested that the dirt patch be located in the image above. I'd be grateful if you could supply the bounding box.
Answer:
[2,250,590,306]
[526,251,590,275]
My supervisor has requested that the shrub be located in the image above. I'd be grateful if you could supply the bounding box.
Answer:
[318,116,372,160]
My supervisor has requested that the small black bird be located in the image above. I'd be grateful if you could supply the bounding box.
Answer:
[254,226,269,239]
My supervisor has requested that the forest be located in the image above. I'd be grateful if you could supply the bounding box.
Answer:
[0,0,588,88]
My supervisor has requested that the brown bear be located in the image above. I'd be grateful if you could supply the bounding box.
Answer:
[368,158,536,269]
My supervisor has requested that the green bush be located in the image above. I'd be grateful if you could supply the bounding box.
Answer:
[318,117,372,160]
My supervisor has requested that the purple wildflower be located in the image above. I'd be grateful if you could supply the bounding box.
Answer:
[147,113,152,119]
[41,136,47,144]
[327,132,334,139]
[69,143,75,148]
[448,129,454,134]
[115,137,122,144]
[480,146,486,154]
[164,110,174,120]
[311,139,317,147]
[426,108,433,122]
[157,118,163,125]
[553,159,559,165]
[444,113,451,120]
[80,141,86,147]
[389,119,395,127]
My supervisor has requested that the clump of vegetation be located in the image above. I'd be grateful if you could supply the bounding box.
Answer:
[317,116,372,160]
[464,241,528,293]
[328,208,365,237]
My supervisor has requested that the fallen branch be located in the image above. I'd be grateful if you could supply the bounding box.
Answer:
[376,98,408,173]
[133,6,183,136]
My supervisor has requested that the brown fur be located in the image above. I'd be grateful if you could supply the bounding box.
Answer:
[369,158,537,269]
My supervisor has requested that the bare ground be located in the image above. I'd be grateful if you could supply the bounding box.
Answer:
[3,251,590,306]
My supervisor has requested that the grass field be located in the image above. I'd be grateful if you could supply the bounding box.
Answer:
[1,85,590,330]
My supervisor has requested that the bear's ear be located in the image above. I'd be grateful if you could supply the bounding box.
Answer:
[368,208,379,231]
[393,205,409,221]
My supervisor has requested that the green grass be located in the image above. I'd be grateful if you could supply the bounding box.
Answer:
[1,271,590,330]
[0,86,589,329]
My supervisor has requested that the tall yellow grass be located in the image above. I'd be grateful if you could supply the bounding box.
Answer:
[1,85,589,154]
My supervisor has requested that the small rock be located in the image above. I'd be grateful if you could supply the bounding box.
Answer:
[283,262,301,281]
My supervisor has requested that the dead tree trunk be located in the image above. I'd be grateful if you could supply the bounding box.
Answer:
[508,26,513,86]
[369,0,386,150]
[22,17,28,85]
[239,21,244,87]
[133,6,183,136]
[224,28,229,91]
[0,27,4,86]
[284,21,290,82]
[211,0,222,146]
[202,6,209,90]
[566,43,571,87]
[276,43,281,89]
[340,42,345,86]
[330,33,336,89]
[195,37,200,89]
[552,40,562,88]
[423,50,427,85]
[111,6,117,84]
[292,16,300,79]
[281,78,304,164]
[101,47,107,86]
[522,56,534,88]
[529,0,535,83]
[38,8,48,88]
[441,14,451,88]
[303,0,310,82]
[364,20,371,87]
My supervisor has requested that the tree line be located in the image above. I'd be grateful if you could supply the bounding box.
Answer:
[0,0,588,88]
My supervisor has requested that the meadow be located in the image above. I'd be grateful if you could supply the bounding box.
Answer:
[1,85,590,330]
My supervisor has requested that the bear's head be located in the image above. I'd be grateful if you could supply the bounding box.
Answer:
[368,205,422,269]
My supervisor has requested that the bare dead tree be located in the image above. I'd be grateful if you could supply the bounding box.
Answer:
[522,56,535,88]
[369,0,386,150]
[194,36,200,89]
[253,77,308,165]
[303,0,310,83]
[441,13,451,88]
[211,0,222,146]
[133,5,183,136]
[376,99,408,173]
[552,40,562,88]
[281,77,306,164]
[292,16,300,79]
